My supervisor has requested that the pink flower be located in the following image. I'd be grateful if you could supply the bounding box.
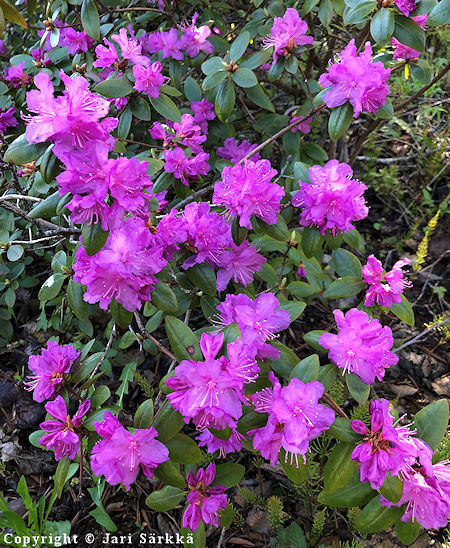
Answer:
[73,217,168,312]
[197,428,245,457]
[351,399,427,489]
[94,28,150,69]
[164,147,210,186]
[191,99,215,133]
[319,309,399,384]
[292,159,368,235]
[39,396,90,461]
[217,137,261,164]
[24,341,80,403]
[213,159,284,229]
[166,333,247,430]
[263,8,313,64]
[392,15,427,59]
[62,28,94,54]
[182,201,231,269]
[290,116,312,134]
[381,460,450,529]
[0,107,18,133]
[5,62,30,88]
[216,240,266,291]
[362,255,411,308]
[91,411,169,490]
[24,71,116,153]
[249,373,334,465]
[179,12,214,58]
[319,40,391,118]
[160,28,184,60]
[395,0,417,16]
[0,40,8,55]
[183,464,228,531]
[132,62,167,98]
[172,114,207,153]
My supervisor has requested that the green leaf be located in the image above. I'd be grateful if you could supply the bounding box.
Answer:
[355,497,402,534]
[303,0,321,14]
[151,281,178,313]
[287,281,317,298]
[290,354,320,383]
[202,69,227,90]
[150,94,182,123]
[184,76,202,101]
[410,59,433,85]
[232,67,258,88]
[304,330,326,352]
[130,96,151,120]
[4,134,47,165]
[332,249,362,277]
[323,443,357,494]
[134,399,154,429]
[107,300,131,329]
[117,361,137,406]
[244,83,275,112]
[393,14,425,51]
[376,97,394,119]
[7,245,23,262]
[181,518,205,547]
[395,517,421,545]
[38,273,65,301]
[428,0,450,26]
[371,8,395,45]
[28,191,61,219]
[215,78,235,122]
[258,217,290,241]
[319,363,338,390]
[29,429,46,448]
[318,0,334,25]
[66,279,89,321]
[145,486,184,512]
[239,50,271,70]
[229,31,250,61]
[95,77,133,98]
[81,0,100,40]
[413,399,449,450]
[318,469,376,507]
[279,448,308,484]
[82,222,109,257]
[90,385,110,408]
[71,352,103,384]
[155,460,186,488]
[346,373,370,404]
[0,0,27,27]
[343,1,377,24]
[117,106,132,139]
[53,458,71,499]
[294,161,311,183]
[0,82,8,94]
[379,472,403,503]
[302,227,323,258]
[166,433,203,464]
[40,146,60,184]
[186,263,216,296]
[165,316,201,361]
[201,56,225,75]
[212,463,245,488]
[390,294,414,326]
[324,276,366,299]
[328,417,362,442]
[153,404,185,443]
[219,504,235,527]
[285,55,298,74]
[328,103,354,141]
[280,300,307,322]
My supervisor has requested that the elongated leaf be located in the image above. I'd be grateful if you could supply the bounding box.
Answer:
[166,433,203,464]
[323,443,357,493]
[95,77,133,98]
[371,8,395,45]
[324,276,366,299]
[290,355,320,383]
[153,403,185,443]
[346,373,370,404]
[413,399,449,450]
[244,83,275,112]
[186,263,216,296]
[150,94,182,122]
[4,134,47,165]
[155,460,186,488]
[38,273,65,301]
[428,0,450,26]
[318,469,376,507]
[393,14,425,52]
[343,1,377,24]
[0,0,27,27]
[355,497,402,534]
[134,399,154,429]
[328,417,362,442]
[215,78,235,122]
[395,517,421,545]
[82,222,109,257]
[379,472,403,503]
[67,279,89,321]
[212,463,245,488]
[229,31,250,61]
[232,67,258,88]
[328,103,354,141]
[390,294,414,326]
[81,0,100,40]
[279,449,308,484]
[332,249,362,278]
[151,281,178,313]
[165,316,201,361]
[146,486,184,512]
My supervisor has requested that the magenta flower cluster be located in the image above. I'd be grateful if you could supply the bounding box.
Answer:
[319,40,391,118]
[263,8,314,65]
[362,255,411,308]
[292,160,368,236]
[352,399,450,530]
[320,309,399,384]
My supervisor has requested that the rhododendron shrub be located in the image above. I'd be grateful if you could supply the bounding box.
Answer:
[0,0,448,545]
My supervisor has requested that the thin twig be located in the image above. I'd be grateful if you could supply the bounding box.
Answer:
[133,311,177,361]
[322,393,348,418]
[0,194,42,202]
[394,319,450,353]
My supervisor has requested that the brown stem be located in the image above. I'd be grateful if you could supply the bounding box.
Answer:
[322,393,348,418]
[133,311,177,362]
[239,104,327,164]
